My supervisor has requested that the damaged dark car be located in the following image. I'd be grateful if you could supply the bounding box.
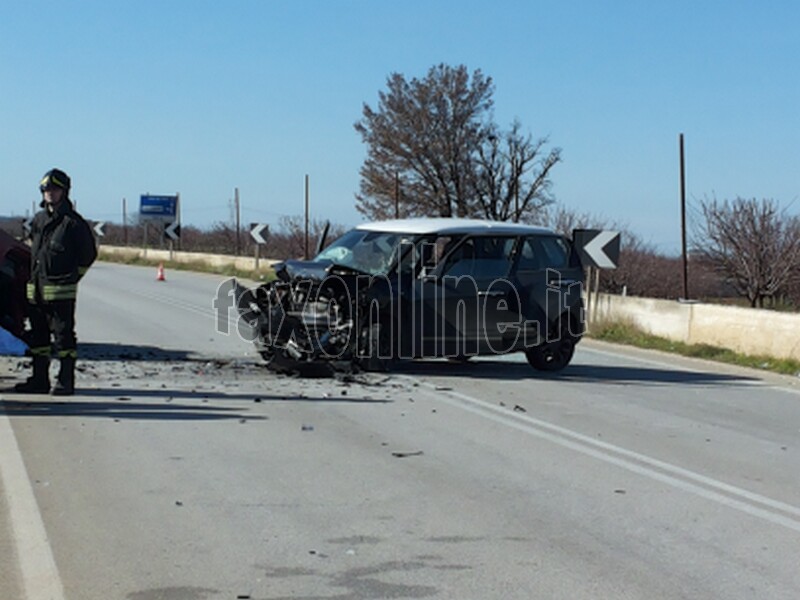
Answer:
[234,218,585,374]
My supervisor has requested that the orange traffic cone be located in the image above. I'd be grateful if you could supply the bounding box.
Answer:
[156,263,166,281]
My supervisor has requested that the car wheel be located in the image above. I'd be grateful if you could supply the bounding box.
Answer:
[259,346,292,373]
[258,347,276,366]
[361,321,394,372]
[525,335,576,372]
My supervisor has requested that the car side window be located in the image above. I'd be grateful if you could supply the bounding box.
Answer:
[518,236,570,271]
[442,236,515,279]
[415,235,456,276]
[540,237,570,268]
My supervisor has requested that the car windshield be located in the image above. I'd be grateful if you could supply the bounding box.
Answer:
[314,229,410,275]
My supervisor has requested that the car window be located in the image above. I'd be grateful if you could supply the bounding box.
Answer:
[517,236,570,271]
[413,235,456,274]
[314,230,400,275]
[442,236,515,279]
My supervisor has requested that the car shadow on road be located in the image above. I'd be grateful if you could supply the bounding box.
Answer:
[0,384,392,420]
[0,397,262,421]
[393,359,761,386]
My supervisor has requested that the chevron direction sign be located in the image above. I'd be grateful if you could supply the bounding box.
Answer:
[250,223,268,245]
[164,221,181,241]
[573,229,621,269]
[92,221,105,237]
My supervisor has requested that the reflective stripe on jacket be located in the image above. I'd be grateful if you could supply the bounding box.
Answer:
[27,282,79,301]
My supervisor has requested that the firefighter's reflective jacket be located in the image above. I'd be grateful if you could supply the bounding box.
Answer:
[27,200,97,303]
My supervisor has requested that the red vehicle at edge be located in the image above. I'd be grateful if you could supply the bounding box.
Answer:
[0,228,31,339]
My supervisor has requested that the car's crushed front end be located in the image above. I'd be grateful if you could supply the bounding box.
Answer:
[234,265,394,374]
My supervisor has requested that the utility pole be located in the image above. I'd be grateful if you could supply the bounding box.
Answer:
[122,197,128,246]
[176,192,181,252]
[234,187,241,256]
[395,171,400,219]
[304,175,310,260]
[513,156,519,222]
[679,134,689,300]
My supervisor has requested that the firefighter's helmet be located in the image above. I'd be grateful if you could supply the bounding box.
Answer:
[39,168,71,193]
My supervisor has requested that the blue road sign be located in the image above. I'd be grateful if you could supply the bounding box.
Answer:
[140,195,178,220]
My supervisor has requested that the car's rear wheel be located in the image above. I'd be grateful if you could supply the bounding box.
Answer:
[525,338,575,372]
[525,317,578,372]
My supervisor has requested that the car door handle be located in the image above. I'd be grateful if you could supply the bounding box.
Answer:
[478,290,506,297]
[548,278,579,287]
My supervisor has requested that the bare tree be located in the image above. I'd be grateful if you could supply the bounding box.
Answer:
[355,64,562,223]
[473,121,561,222]
[355,64,493,219]
[540,205,609,236]
[264,216,345,260]
[692,197,800,307]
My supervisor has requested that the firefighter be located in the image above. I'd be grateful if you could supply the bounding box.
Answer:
[14,168,97,395]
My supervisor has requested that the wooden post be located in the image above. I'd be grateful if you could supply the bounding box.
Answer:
[585,267,593,329]
[593,267,601,324]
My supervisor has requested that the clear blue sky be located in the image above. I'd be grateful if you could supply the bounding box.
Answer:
[2,0,798,254]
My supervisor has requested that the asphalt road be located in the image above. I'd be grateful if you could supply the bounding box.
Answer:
[1,262,799,600]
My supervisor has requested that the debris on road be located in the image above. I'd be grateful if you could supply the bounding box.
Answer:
[391,450,424,458]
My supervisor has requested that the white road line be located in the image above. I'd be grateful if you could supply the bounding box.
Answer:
[120,286,242,330]
[0,407,66,600]
[417,381,800,534]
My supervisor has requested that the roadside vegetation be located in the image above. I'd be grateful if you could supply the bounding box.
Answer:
[96,248,275,283]
[588,317,800,376]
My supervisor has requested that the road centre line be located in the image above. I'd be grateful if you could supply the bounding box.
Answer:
[111,285,238,329]
[416,381,800,534]
[0,408,66,600]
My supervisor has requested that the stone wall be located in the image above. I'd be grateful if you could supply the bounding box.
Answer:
[593,293,800,361]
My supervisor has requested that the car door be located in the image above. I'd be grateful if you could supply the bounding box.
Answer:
[414,235,519,358]
[513,235,584,346]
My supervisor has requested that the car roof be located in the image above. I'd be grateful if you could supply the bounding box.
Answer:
[355,217,557,236]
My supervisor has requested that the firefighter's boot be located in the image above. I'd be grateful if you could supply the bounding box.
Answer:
[13,356,51,394]
[52,357,76,396]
